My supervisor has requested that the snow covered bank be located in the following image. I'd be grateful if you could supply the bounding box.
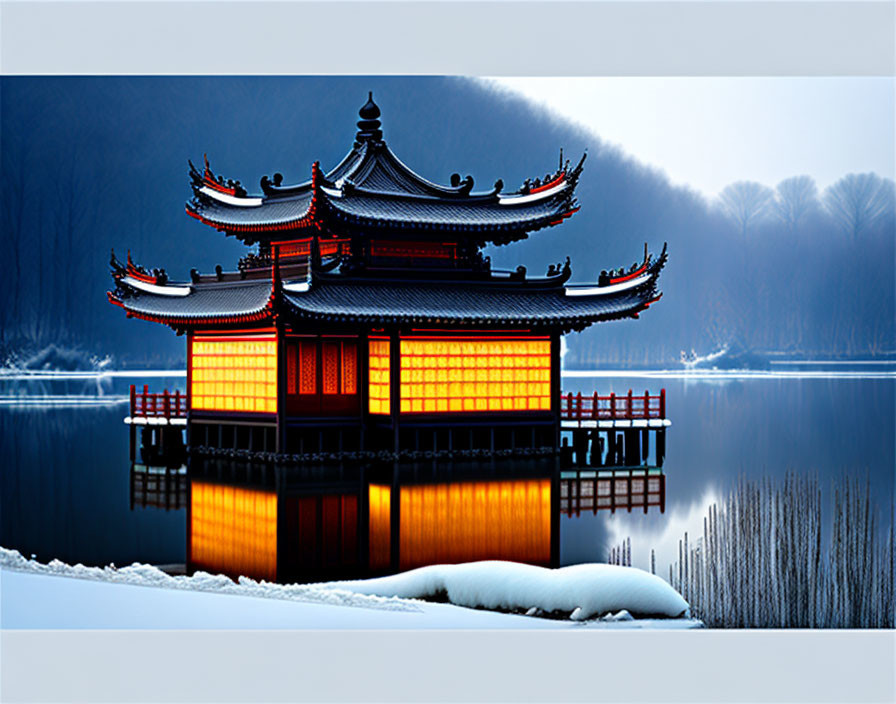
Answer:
[326,561,691,620]
[0,547,417,616]
[1,549,697,628]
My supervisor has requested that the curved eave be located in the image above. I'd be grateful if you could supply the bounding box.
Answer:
[107,279,276,331]
[317,192,580,237]
[282,266,663,334]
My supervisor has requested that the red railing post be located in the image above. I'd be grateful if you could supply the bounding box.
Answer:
[576,391,582,420]
[566,392,573,420]
[644,390,650,419]
[163,389,170,419]
[660,388,666,419]
[610,392,616,420]
[592,391,598,420]
[130,384,136,417]
[143,384,150,416]
[627,389,633,420]
[174,390,181,417]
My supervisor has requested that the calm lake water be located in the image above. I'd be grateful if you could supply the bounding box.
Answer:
[1,368,893,575]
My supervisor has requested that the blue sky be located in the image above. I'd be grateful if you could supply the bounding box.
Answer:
[485,78,895,197]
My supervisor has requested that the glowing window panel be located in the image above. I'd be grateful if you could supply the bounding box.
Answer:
[190,334,276,414]
[368,484,392,570]
[399,337,551,414]
[342,342,357,394]
[398,479,551,570]
[190,481,277,582]
[322,342,339,395]
[368,339,391,415]
[299,341,316,394]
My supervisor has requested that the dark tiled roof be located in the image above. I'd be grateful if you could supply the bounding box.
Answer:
[283,277,658,330]
[190,192,314,228]
[321,191,570,229]
[112,280,273,321]
[187,141,579,235]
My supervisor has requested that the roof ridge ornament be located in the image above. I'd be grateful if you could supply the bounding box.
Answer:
[355,92,383,147]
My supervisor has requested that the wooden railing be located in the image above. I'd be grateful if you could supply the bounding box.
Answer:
[559,389,665,421]
[130,384,188,419]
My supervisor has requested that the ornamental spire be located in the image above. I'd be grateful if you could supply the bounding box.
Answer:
[355,91,383,146]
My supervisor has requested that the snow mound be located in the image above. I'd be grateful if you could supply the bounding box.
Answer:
[324,561,690,621]
[0,548,420,614]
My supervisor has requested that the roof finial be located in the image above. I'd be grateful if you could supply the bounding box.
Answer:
[355,91,383,146]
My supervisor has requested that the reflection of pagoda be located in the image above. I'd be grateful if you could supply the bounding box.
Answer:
[110,94,668,581]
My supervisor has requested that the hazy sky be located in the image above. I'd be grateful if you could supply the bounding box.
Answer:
[485,78,895,197]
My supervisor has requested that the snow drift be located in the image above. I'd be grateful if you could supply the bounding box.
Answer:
[2,549,690,623]
[0,548,419,614]
[326,561,690,620]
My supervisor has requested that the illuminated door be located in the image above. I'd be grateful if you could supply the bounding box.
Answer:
[286,337,359,415]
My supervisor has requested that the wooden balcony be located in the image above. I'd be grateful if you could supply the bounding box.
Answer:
[559,389,668,429]
[125,385,187,426]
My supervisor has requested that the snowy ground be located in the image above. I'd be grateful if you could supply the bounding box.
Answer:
[0,548,700,630]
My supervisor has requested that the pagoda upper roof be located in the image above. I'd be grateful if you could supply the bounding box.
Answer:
[185,93,583,242]
[107,245,666,333]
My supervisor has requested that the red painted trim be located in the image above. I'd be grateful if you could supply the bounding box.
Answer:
[203,177,237,196]
[193,334,277,342]
[529,171,565,194]
[610,262,649,284]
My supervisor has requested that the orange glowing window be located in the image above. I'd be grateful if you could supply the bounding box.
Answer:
[190,334,277,413]
[368,339,391,414]
[189,481,277,582]
[398,479,551,570]
[398,337,551,414]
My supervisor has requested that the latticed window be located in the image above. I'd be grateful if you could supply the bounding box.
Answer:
[368,338,391,414]
[398,337,551,413]
[190,334,277,413]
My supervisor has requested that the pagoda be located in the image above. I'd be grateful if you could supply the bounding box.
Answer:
[110,93,668,582]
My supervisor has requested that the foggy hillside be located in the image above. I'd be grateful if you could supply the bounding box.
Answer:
[1,77,893,368]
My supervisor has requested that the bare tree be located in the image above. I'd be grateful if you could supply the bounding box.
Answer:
[718,181,775,238]
[823,173,895,241]
[772,175,818,234]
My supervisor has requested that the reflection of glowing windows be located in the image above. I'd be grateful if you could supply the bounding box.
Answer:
[399,480,551,570]
[368,339,391,414]
[190,481,277,582]
[368,484,391,570]
[399,338,551,413]
[190,334,276,413]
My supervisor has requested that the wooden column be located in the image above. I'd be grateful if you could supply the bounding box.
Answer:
[359,331,370,452]
[550,331,562,452]
[275,322,287,453]
[389,328,401,573]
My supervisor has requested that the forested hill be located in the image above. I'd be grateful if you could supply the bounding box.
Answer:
[1,77,893,368]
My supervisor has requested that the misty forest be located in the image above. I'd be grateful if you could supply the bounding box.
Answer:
[1,77,893,368]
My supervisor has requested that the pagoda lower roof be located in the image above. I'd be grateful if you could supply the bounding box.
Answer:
[108,249,665,332]
[283,277,657,329]
[108,279,274,326]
